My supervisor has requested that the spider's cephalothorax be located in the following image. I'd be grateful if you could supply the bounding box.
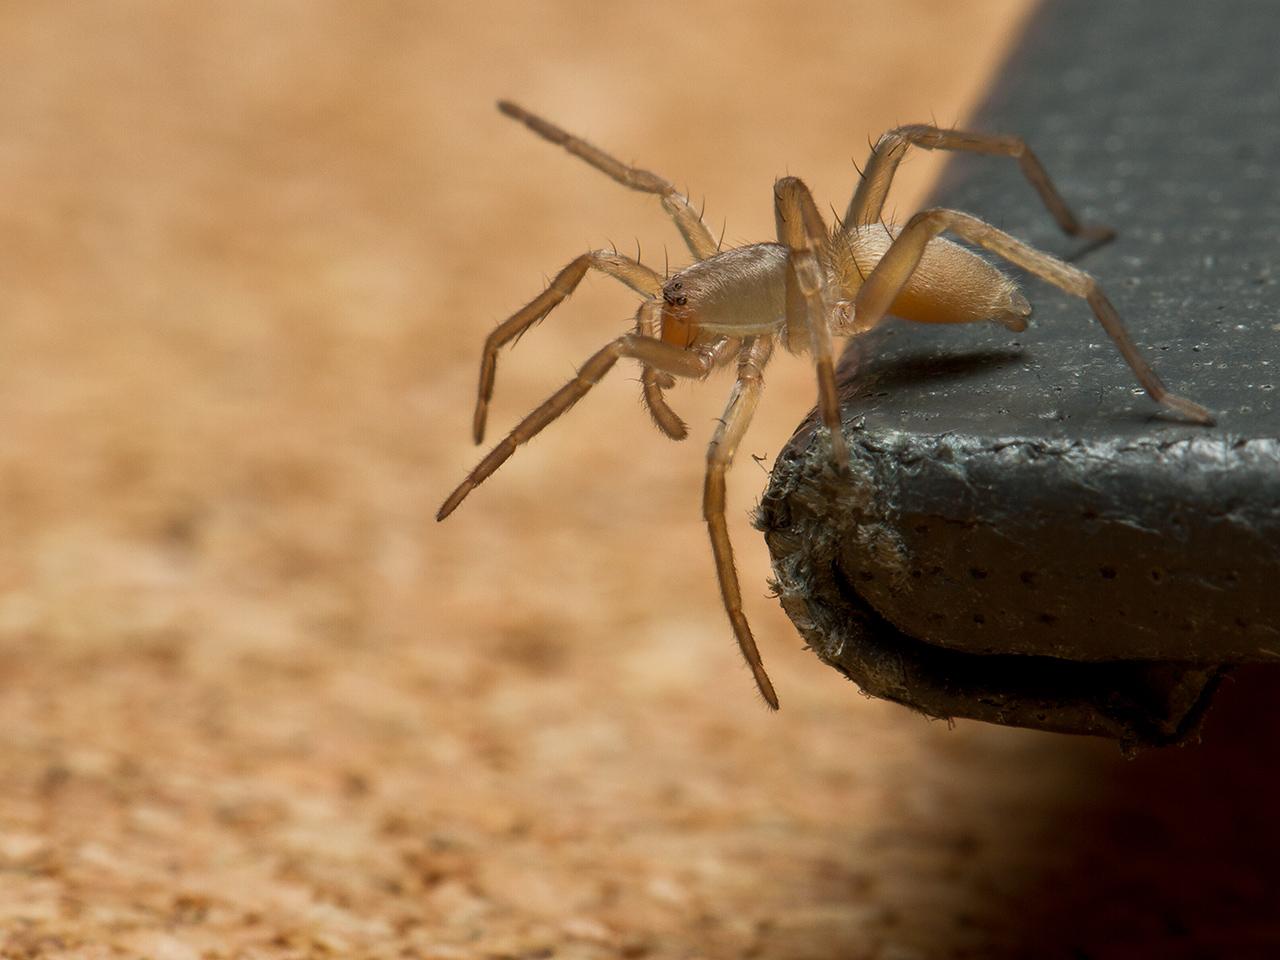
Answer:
[438,101,1212,710]
[662,245,789,345]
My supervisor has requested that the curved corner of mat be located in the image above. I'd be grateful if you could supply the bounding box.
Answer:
[756,428,1233,746]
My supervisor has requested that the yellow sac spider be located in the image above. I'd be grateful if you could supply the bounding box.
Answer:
[438,101,1212,710]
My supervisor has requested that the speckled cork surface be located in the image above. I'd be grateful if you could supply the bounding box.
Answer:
[761,0,1280,742]
[6,3,1280,958]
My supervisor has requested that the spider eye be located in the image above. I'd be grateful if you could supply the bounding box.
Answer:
[675,295,687,306]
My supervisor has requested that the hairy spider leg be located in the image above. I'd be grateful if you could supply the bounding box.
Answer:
[704,336,779,709]
[846,124,1114,245]
[473,251,688,444]
[846,207,1214,425]
[498,100,719,261]
[490,100,726,440]
[773,176,850,470]
[440,312,725,522]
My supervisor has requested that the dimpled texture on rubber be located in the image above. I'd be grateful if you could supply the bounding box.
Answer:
[758,0,1280,743]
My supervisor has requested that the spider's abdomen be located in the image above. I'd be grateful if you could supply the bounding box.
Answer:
[835,224,1030,331]
[660,243,789,346]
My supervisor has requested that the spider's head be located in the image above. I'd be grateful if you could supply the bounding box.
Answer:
[660,276,697,347]
[662,276,689,308]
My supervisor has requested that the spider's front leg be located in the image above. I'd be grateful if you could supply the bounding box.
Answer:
[473,252,687,444]
[704,336,780,709]
[498,100,719,261]
[773,176,850,470]
[439,307,718,522]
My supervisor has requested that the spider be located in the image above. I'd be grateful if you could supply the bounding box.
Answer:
[438,100,1213,710]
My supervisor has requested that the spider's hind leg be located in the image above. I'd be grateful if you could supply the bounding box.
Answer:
[851,207,1213,425]
[846,124,1115,247]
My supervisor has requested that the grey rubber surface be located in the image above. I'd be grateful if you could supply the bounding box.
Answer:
[758,0,1280,743]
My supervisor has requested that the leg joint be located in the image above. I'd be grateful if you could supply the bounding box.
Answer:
[904,207,956,235]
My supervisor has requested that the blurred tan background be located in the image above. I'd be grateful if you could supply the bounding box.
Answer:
[3,3,1275,958]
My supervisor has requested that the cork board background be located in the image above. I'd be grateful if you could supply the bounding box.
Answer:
[2,2,1278,958]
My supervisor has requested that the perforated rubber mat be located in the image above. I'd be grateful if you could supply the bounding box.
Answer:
[760,0,1280,743]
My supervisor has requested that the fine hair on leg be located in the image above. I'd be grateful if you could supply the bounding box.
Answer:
[498,100,719,261]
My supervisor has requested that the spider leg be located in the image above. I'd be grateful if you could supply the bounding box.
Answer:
[498,101,719,261]
[846,125,1114,244]
[475,250,677,444]
[440,332,716,522]
[850,207,1214,425]
[704,336,779,709]
[773,176,850,469]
